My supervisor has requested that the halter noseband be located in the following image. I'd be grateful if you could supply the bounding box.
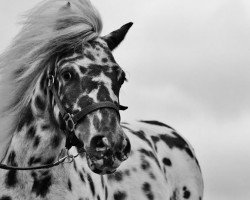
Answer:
[48,74,128,150]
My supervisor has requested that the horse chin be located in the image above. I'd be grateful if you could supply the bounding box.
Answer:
[86,153,121,175]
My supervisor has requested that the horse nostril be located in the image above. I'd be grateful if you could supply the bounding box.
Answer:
[90,135,110,151]
[116,138,131,161]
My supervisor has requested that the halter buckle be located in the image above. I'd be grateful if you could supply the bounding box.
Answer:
[63,113,75,132]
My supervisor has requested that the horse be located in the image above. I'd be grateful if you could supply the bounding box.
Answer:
[0,0,203,199]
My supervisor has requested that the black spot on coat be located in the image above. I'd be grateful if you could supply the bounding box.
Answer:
[159,134,194,158]
[183,186,191,199]
[105,186,108,200]
[0,196,12,200]
[123,126,153,150]
[17,104,34,132]
[140,120,174,130]
[33,136,40,148]
[35,96,46,111]
[113,191,127,200]
[85,51,96,61]
[151,136,160,151]
[77,95,94,108]
[141,121,194,158]
[170,189,178,200]
[41,124,50,130]
[149,172,156,180]
[139,149,161,169]
[87,174,95,196]
[26,126,36,139]
[5,170,18,188]
[87,64,107,77]
[184,190,191,199]
[101,175,105,188]
[142,182,154,200]
[73,160,77,171]
[79,172,85,183]
[123,169,130,176]
[5,151,18,188]
[31,172,52,197]
[162,158,172,166]
[131,130,153,149]
[7,151,17,166]
[102,58,108,63]
[80,67,87,74]
[51,135,61,149]
[141,157,151,170]
[68,179,72,191]
[97,84,112,102]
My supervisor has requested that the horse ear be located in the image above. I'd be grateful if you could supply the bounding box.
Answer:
[103,22,133,51]
[56,2,72,30]
[59,2,71,11]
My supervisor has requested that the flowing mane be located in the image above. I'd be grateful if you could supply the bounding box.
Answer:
[0,0,102,160]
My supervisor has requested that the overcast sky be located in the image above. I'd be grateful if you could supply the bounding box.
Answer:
[0,0,250,199]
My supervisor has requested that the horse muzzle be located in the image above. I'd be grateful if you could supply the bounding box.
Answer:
[86,135,131,174]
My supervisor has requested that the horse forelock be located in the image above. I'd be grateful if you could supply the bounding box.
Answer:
[0,0,103,160]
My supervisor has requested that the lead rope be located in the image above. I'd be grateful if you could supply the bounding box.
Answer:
[0,147,85,171]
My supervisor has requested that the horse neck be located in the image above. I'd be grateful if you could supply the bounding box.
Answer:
[2,75,65,168]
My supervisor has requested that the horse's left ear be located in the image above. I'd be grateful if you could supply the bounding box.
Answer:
[103,22,133,51]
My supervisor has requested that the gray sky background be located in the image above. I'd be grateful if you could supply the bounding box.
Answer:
[0,0,250,199]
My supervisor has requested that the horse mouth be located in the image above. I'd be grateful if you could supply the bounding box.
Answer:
[84,135,130,174]
[86,150,123,174]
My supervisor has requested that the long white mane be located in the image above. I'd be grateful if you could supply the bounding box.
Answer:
[0,0,102,160]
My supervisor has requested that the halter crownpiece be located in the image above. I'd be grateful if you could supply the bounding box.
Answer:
[48,74,128,150]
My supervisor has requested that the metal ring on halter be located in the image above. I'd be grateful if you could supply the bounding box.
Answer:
[64,154,75,163]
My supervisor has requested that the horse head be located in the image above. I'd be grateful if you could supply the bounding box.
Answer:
[47,23,133,174]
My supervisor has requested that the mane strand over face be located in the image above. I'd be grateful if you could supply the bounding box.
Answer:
[0,0,103,161]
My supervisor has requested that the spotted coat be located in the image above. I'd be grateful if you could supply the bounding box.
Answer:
[0,119,203,200]
[0,2,203,198]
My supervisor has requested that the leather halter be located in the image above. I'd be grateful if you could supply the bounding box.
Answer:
[48,74,128,150]
[0,74,127,171]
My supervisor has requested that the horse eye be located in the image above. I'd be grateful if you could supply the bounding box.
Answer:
[61,71,72,81]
